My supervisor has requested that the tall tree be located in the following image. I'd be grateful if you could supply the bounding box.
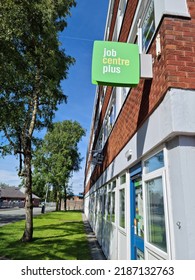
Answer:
[33,120,86,211]
[0,0,76,241]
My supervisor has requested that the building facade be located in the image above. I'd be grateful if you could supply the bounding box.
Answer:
[65,194,84,211]
[0,186,25,208]
[0,186,41,208]
[84,0,195,260]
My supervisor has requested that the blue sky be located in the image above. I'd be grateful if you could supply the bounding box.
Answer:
[0,1,109,194]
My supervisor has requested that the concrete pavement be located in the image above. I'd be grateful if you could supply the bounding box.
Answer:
[82,213,106,260]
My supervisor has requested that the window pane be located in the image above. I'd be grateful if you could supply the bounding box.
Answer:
[146,177,167,252]
[119,189,125,228]
[144,151,164,174]
[111,192,115,223]
[120,174,126,184]
[135,179,144,238]
[142,0,155,52]
[136,248,144,260]
[112,180,116,189]
[103,189,107,218]
[107,191,111,220]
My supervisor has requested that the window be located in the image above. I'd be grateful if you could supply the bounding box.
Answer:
[111,180,116,223]
[108,183,111,191]
[143,150,169,256]
[134,178,144,238]
[121,87,129,104]
[96,128,103,150]
[128,0,189,55]
[107,190,111,219]
[112,24,118,42]
[119,174,126,228]
[119,0,127,15]
[100,89,117,146]
[108,104,116,133]
[119,188,125,228]
[95,88,117,151]
[89,193,95,221]
[145,177,167,252]
[112,180,116,189]
[120,174,126,185]
[107,89,116,134]
[103,119,108,143]
[95,191,99,215]
[107,180,116,223]
[142,0,155,53]
[111,191,115,223]
[113,0,127,41]
[100,87,106,107]
[99,189,103,215]
[103,187,107,218]
[144,151,164,174]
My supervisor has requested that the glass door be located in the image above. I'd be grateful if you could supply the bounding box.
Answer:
[130,164,144,260]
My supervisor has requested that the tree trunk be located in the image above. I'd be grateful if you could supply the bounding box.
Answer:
[64,186,67,211]
[21,86,38,242]
[21,140,33,242]
[56,190,61,211]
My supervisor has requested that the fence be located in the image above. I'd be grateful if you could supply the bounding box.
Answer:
[0,200,25,208]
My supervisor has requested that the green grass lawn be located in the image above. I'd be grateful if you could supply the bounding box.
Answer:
[0,211,91,260]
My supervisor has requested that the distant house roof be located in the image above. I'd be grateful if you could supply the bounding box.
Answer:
[32,193,40,199]
[20,187,40,200]
[67,193,83,198]
[0,186,25,199]
[0,186,40,200]
[76,194,84,198]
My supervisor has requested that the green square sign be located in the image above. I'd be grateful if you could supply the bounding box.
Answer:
[92,41,140,87]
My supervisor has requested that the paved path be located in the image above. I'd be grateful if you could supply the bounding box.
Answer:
[0,206,55,227]
[82,213,106,260]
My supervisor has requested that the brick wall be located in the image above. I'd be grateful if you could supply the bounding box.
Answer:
[85,0,195,193]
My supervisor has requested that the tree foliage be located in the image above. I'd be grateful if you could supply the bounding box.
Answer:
[0,0,76,241]
[33,120,86,210]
